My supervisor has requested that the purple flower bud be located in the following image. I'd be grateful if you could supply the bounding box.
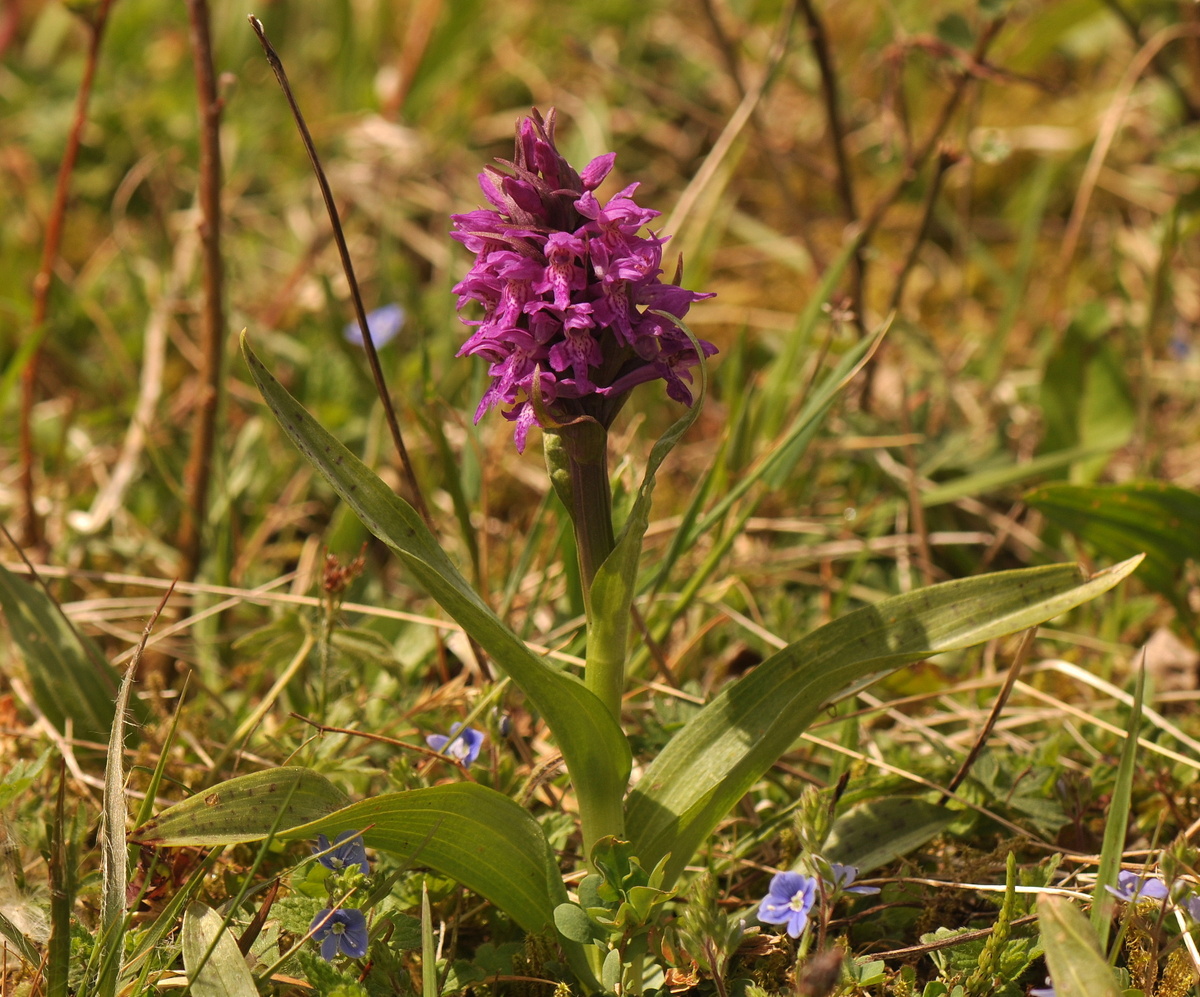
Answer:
[451,108,716,451]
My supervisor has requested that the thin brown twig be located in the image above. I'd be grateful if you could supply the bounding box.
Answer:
[860,16,1005,247]
[247,15,432,528]
[866,913,1038,960]
[19,0,117,549]
[886,146,959,315]
[288,713,477,780]
[697,0,829,265]
[941,626,1038,801]
[248,16,490,681]
[178,0,227,584]
[796,0,866,337]
[1098,0,1199,120]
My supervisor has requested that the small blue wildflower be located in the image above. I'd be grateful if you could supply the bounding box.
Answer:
[425,722,484,767]
[1183,894,1200,921]
[310,907,369,961]
[825,862,881,896]
[1105,870,1169,902]
[757,872,818,939]
[313,830,369,876]
[1029,977,1055,997]
[344,303,405,348]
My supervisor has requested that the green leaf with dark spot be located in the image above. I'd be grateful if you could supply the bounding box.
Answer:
[129,768,350,845]
[625,557,1141,887]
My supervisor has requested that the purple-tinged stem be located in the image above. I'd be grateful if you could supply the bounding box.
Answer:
[178,0,226,583]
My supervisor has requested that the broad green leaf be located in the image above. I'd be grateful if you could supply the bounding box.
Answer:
[1038,306,1134,484]
[135,770,564,937]
[625,557,1141,885]
[282,783,568,936]
[129,768,350,845]
[182,902,258,997]
[824,797,956,874]
[1026,482,1200,607]
[0,563,146,743]
[242,335,630,842]
[1038,895,1122,997]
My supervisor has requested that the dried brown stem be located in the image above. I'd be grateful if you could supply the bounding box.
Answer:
[941,626,1038,801]
[248,15,433,529]
[887,146,958,315]
[178,0,227,583]
[796,0,865,336]
[859,17,1004,247]
[698,0,829,265]
[1099,0,1199,119]
[19,0,117,549]
[859,16,1004,408]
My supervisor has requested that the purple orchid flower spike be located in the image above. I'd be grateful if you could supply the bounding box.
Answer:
[451,108,716,452]
[757,871,818,939]
[310,907,369,961]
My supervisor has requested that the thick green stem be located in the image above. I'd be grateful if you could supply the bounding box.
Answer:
[567,444,615,602]
[544,424,612,579]
[544,423,626,845]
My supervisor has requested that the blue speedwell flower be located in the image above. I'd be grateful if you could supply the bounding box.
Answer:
[758,872,818,939]
[313,830,369,876]
[1106,870,1169,902]
[425,722,484,767]
[344,303,406,348]
[1184,894,1200,921]
[1029,978,1056,997]
[310,907,369,961]
[826,863,881,896]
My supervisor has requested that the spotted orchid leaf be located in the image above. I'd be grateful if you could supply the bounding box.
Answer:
[626,556,1142,886]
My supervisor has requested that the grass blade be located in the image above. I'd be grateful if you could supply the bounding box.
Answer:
[1090,661,1145,948]
[96,663,135,997]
